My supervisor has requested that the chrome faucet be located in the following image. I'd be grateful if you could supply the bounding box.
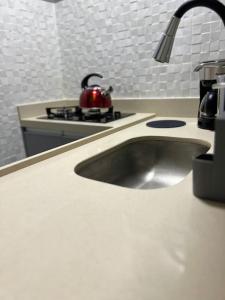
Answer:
[153,0,225,63]
[153,0,225,201]
[153,0,225,131]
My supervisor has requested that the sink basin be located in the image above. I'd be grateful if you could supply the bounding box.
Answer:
[75,137,210,189]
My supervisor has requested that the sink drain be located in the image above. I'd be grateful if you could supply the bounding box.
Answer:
[146,120,186,128]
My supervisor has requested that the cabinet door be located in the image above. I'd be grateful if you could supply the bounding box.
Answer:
[61,131,88,145]
[23,128,63,156]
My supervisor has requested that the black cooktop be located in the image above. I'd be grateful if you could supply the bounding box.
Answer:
[38,106,135,124]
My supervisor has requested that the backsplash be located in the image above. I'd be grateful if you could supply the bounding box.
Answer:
[0,0,225,167]
[0,0,63,167]
[55,0,225,98]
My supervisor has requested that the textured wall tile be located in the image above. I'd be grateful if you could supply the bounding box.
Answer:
[0,0,63,167]
[55,0,225,99]
[1,0,225,167]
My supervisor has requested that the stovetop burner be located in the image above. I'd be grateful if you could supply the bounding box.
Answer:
[39,106,135,124]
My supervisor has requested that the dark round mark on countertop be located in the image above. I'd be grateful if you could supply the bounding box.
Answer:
[146,120,186,128]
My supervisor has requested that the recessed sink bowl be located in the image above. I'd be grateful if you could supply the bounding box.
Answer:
[75,137,210,190]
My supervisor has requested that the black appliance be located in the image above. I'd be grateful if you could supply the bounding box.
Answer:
[194,60,225,131]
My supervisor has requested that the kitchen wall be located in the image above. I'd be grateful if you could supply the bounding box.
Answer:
[55,0,225,99]
[0,0,63,167]
[1,0,225,167]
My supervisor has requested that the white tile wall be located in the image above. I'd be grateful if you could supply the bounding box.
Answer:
[0,0,63,167]
[1,0,225,167]
[55,0,225,99]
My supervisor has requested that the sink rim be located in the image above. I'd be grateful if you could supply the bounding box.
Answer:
[75,135,211,175]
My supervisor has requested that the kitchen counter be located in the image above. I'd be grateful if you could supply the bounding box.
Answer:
[1,117,224,300]
[0,112,153,176]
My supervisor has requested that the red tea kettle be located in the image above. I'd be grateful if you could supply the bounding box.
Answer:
[79,73,113,109]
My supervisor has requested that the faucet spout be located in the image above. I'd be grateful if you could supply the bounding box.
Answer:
[174,0,225,24]
[153,0,225,63]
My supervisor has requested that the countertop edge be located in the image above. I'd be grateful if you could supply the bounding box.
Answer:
[0,113,154,177]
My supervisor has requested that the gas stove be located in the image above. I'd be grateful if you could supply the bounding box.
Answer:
[39,106,135,124]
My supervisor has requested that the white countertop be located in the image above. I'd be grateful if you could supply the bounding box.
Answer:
[1,117,224,300]
[0,112,153,176]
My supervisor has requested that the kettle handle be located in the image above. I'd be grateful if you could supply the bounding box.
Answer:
[81,73,103,89]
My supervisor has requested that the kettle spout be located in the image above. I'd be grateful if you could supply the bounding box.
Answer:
[102,86,113,97]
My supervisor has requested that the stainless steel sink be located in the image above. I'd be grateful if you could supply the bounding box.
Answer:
[75,137,210,189]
